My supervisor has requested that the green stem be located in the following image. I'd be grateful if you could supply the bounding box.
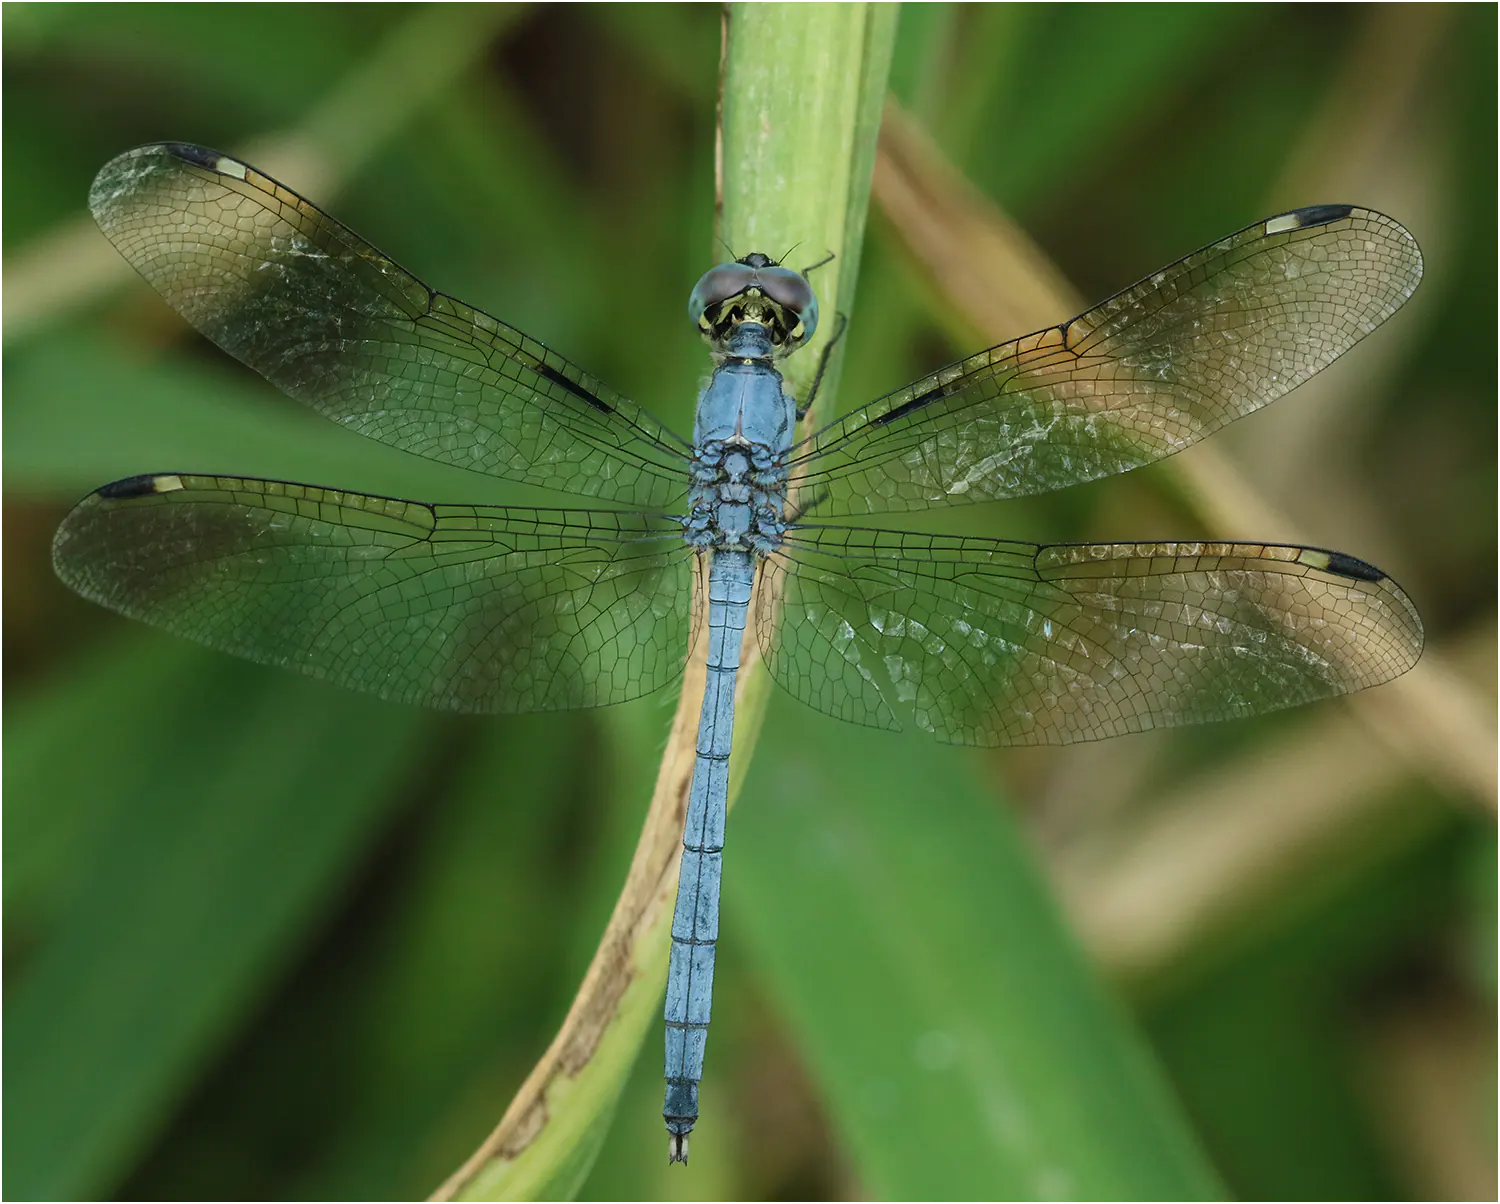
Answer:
[431,7,893,1199]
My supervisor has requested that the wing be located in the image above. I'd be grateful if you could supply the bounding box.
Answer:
[756,527,1423,746]
[90,143,691,507]
[788,206,1422,514]
[53,473,697,713]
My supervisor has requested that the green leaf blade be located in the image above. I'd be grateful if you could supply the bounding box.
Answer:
[732,699,1225,1199]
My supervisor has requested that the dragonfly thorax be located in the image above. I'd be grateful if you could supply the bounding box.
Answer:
[689,253,818,357]
[684,438,788,555]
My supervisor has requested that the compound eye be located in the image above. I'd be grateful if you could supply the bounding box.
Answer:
[757,266,818,340]
[688,263,756,325]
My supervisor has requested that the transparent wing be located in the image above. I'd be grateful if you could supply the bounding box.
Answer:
[789,207,1422,514]
[90,143,691,507]
[757,527,1423,746]
[53,473,697,713]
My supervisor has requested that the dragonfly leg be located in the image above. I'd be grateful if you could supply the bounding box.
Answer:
[796,312,848,423]
[799,248,836,276]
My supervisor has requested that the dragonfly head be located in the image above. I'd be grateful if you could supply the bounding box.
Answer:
[689,252,818,356]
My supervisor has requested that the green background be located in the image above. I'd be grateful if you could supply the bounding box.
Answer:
[5,4,1494,1199]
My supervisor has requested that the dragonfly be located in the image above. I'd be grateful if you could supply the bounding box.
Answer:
[55,142,1425,1164]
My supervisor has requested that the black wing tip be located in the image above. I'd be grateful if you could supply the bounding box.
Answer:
[91,143,234,220]
[1261,202,1423,305]
[98,141,223,171]
[93,143,238,194]
[94,473,184,500]
[156,141,229,168]
[1320,550,1386,582]
[1306,548,1426,672]
[1263,202,1419,252]
[1276,203,1355,231]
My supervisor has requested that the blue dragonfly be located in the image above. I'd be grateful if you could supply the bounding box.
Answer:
[56,143,1425,1163]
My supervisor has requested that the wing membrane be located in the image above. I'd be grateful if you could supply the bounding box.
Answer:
[757,526,1423,746]
[790,207,1422,514]
[53,473,696,713]
[90,143,691,506]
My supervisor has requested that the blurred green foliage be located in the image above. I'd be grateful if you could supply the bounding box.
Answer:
[4,4,1493,1200]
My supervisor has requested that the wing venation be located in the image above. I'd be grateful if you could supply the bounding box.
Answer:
[757,527,1423,745]
[90,143,691,507]
[54,473,697,713]
[790,207,1422,514]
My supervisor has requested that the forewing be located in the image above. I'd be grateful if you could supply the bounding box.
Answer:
[757,527,1423,746]
[90,143,690,506]
[53,474,695,713]
[791,207,1421,514]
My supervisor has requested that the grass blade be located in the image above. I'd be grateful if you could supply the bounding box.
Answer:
[430,7,894,1198]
